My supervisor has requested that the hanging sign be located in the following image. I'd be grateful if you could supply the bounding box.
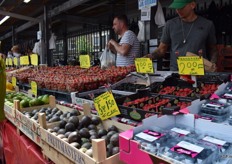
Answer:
[9,58,13,66]
[13,57,18,66]
[177,56,204,75]
[20,56,29,65]
[12,77,17,87]
[138,0,157,9]
[31,81,37,97]
[135,58,154,73]
[80,55,91,68]
[94,91,121,120]
[30,54,39,66]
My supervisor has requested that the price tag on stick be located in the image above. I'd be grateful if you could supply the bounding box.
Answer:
[177,56,204,75]
[12,77,17,87]
[30,54,39,66]
[9,58,13,66]
[20,56,29,65]
[13,57,18,66]
[5,58,9,66]
[94,91,121,120]
[135,58,154,73]
[80,55,91,68]
[31,81,38,97]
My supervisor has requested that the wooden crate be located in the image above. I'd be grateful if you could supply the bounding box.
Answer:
[40,104,130,164]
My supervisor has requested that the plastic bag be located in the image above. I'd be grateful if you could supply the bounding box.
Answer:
[99,49,115,69]
[137,20,145,42]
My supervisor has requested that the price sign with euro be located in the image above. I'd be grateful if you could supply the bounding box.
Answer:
[94,91,120,120]
[8,58,13,66]
[80,55,91,68]
[13,57,18,66]
[135,58,154,73]
[20,56,29,65]
[5,58,9,66]
[177,56,204,75]
[12,77,17,87]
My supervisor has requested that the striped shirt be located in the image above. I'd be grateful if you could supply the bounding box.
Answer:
[116,30,140,66]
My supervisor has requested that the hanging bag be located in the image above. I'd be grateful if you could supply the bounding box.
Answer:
[99,49,116,69]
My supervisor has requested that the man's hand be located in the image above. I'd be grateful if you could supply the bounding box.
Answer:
[144,54,153,59]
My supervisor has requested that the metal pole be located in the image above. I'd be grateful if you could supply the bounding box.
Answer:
[44,5,51,66]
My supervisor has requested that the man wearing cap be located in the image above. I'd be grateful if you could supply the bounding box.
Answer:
[147,0,218,71]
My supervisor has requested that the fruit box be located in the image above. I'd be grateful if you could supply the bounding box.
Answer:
[39,107,132,164]
[116,90,173,121]
[15,95,75,136]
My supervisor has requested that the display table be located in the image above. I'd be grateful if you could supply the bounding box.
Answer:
[1,120,52,164]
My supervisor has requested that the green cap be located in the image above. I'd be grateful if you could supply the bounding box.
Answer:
[169,0,194,9]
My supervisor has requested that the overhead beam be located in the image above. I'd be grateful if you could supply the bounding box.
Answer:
[49,0,91,18]
[0,9,40,22]
[78,1,108,14]
[59,15,99,25]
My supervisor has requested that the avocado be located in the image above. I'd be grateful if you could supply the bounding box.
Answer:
[106,144,114,156]
[81,138,90,145]
[57,134,65,139]
[110,133,119,147]
[68,131,81,143]
[55,110,63,116]
[101,135,109,144]
[88,124,97,131]
[70,110,81,116]
[98,129,107,138]
[85,149,93,157]
[107,131,117,138]
[81,142,92,149]
[59,120,67,129]
[70,142,81,149]
[80,116,92,127]
[89,135,98,140]
[68,116,79,128]
[108,125,118,132]
[65,131,71,138]
[91,116,101,125]
[52,107,59,114]
[57,128,66,135]
[49,116,60,123]
[79,128,90,138]
[65,122,76,132]
[32,109,38,115]
[40,107,47,113]
[112,147,119,155]
[89,130,98,137]
[53,126,60,133]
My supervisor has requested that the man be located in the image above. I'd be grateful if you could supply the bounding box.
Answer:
[108,15,140,66]
[147,0,218,71]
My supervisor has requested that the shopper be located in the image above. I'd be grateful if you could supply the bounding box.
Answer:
[108,15,140,66]
[11,45,21,58]
[146,0,218,71]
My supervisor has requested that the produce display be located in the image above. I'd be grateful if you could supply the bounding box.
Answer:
[199,83,219,95]
[5,92,50,108]
[10,65,135,92]
[48,115,120,158]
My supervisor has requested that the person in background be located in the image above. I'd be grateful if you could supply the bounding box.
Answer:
[108,15,140,66]
[11,45,21,58]
[146,0,218,71]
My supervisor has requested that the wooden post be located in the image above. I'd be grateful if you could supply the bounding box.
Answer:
[92,139,107,162]
[14,100,20,111]
[83,103,92,116]
[38,113,47,129]
[49,95,56,108]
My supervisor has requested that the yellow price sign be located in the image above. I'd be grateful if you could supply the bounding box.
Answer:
[30,54,38,66]
[79,55,91,68]
[135,58,154,73]
[13,57,18,66]
[9,58,13,66]
[94,91,121,120]
[177,56,204,75]
[5,58,9,66]
[12,77,17,87]
[31,81,37,97]
[20,56,29,65]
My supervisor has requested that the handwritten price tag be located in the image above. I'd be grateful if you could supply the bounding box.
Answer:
[135,58,154,73]
[13,57,18,66]
[80,55,91,68]
[177,56,204,75]
[12,77,17,87]
[31,81,37,97]
[94,91,121,120]
[30,54,38,66]
[20,56,29,65]
[9,58,13,66]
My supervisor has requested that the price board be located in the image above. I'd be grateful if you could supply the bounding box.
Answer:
[13,57,18,66]
[94,91,121,120]
[20,56,29,65]
[5,58,9,66]
[12,77,17,87]
[177,56,204,75]
[135,58,154,73]
[31,81,37,97]
[79,55,91,68]
[8,58,13,66]
[30,54,38,66]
